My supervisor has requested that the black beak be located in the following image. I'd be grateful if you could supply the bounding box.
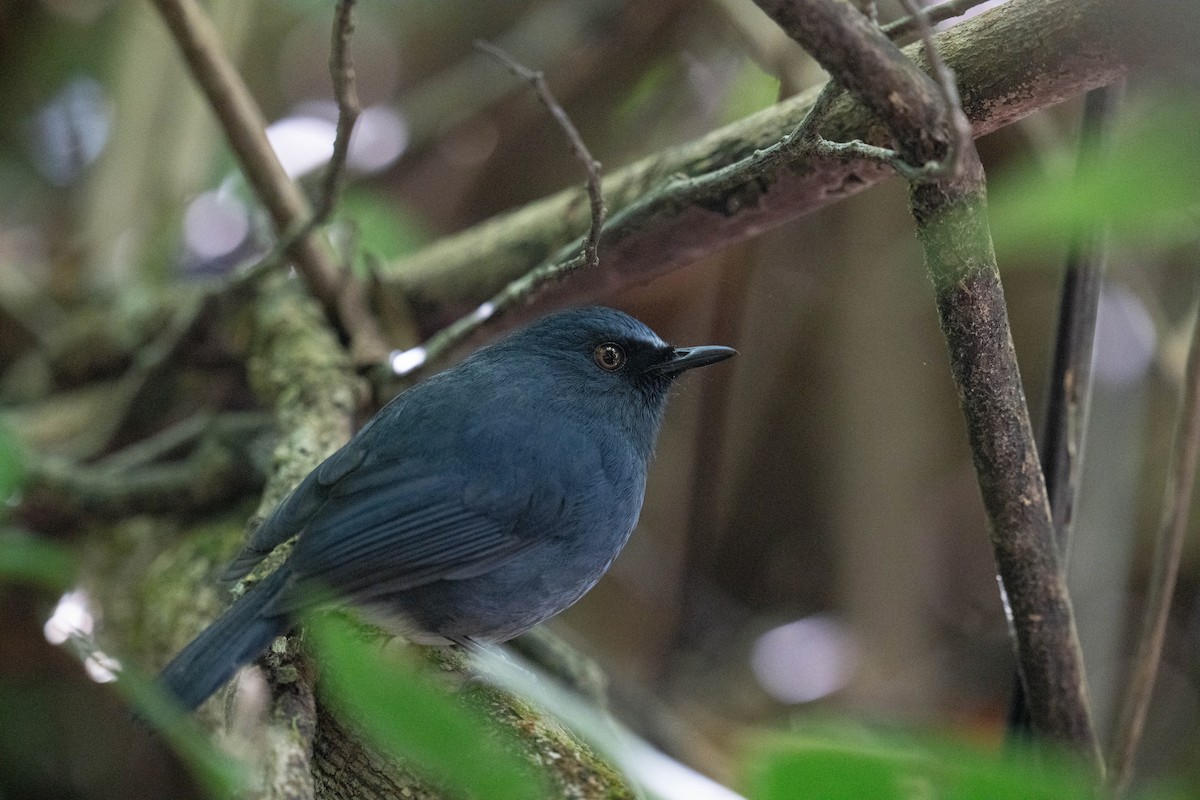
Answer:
[646,345,737,377]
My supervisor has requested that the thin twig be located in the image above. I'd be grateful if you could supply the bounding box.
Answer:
[382,44,608,378]
[1109,295,1200,794]
[25,412,271,523]
[272,0,361,279]
[386,0,1125,325]
[1042,84,1123,557]
[151,0,388,364]
[82,292,208,459]
[312,0,360,228]
[387,253,589,379]
[243,0,360,257]
[881,0,993,40]
[897,0,971,181]
[474,40,606,272]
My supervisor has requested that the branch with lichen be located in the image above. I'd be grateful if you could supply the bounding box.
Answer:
[380,0,1125,339]
[749,0,1104,768]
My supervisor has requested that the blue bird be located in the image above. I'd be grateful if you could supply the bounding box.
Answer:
[159,306,735,710]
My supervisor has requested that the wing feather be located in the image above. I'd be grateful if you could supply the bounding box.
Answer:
[278,458,537,607]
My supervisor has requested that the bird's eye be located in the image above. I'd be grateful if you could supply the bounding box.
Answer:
[593,342,627,372]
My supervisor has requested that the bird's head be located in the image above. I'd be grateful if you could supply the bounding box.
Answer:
[487,306,736,458]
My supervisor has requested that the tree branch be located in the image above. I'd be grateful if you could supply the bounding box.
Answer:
[240,278,361,800]
[381,0,1124,331]
[150,0,387,364]
[751,0,1103,765]
[880,0,994,40]
[23,412,270,525]
[752,0,949,164]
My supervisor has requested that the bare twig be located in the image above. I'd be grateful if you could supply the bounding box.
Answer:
[312,0,360,228]
[96,411,250,472]
[384,44,608,378]
[83,291,209,459]
[384,0,1125,325]
[151,0,387,364]
[388,252,589,378]
[881,0,994,40]
[1109,295,1200,793]
[897,0,971,179]
[474,40,606,272]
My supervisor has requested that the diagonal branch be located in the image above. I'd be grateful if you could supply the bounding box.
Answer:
[386,44,609,378]
[150,0,387,364]
[750,0,1104,766]
[474,40,606,273]
[382,0,1125,329]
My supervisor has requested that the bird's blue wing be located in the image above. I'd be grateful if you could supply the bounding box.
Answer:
[220,437,369,584]
[274,457,544,609]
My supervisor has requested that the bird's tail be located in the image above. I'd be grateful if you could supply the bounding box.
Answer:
[158,566,291,711]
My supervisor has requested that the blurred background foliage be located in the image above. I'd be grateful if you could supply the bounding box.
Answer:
[1,0,1199,798]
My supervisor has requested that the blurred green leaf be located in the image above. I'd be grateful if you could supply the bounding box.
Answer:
[745,727,1096,800]
[991,96,1200,251]
[308,612,543,800]
[338,189,431,267]
[720,60,781,126]
[0,420,26,510]
[0,529,75,592]
[614,60,679,132]
[114,664,245,800]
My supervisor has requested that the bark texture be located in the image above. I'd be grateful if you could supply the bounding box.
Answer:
[383,0,1123,330]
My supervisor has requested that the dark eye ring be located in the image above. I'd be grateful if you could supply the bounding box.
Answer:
[593,342,627,372]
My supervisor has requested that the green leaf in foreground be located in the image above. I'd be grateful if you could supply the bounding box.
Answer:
[745,727,1096,800]
[308,612,543,800]
[0,529,76,592]
[115,664,245,800]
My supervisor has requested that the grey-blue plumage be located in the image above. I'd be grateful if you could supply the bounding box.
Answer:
[158,306,735,710]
